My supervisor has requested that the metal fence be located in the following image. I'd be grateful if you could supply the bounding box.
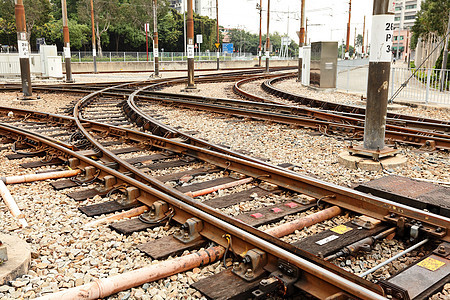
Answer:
[337,60,450,105]
[58,51,296,63]
[390,67,450,105]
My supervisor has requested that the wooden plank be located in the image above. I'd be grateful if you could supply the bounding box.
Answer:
[109,218,157,235]
[20,158,64,168]
[191,269,263,300]
[75,146,143,157]
[79,200,140,217]
[140,159,197,171]
[155,167,219,183]
[292,221,388,257]
[66,188,102,201]
[137,236,207,260]
[236,201,314,227]
[6,152,45,160]
[123,153,174,165]
[176,177,236,193]
[203,187,279,209]
[50,179,78,190]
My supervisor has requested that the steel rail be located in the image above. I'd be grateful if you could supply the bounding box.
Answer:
[72,84,391,299]
[135,90,450,139]
[261,74,450,129]
[1,106,450,240]
[131,93,450,150]
[0,121,388,299]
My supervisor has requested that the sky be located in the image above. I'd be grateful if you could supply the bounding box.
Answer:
[217,0,374,47]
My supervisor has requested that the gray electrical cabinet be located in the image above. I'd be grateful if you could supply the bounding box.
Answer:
[309,41,338,89]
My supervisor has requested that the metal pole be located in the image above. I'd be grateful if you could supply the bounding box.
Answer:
[216,0,220,70]
[14,0,32,98]
[265,0,271,73]
[186,0,195,88]
[258,0,262,67]
[90,0,97,73]
[440,11,450,91]
[153,0,159,76]
[359,239,429,278]
[346,0,351,54]
[362,15,365,54]
[297,0,305,81]
[363,0,395,150]
[183,0,187,55]
[146,26,148,61]
[61,0,73,82]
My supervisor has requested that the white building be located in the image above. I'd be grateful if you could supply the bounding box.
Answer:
[394,0,422,30]
[169,0,216,19]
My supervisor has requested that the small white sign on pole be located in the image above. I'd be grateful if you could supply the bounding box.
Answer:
[18,40,29,58]
[196,34,203,44]
[369,15,395,62]
[144,23,150,32]
[187,44,194,58]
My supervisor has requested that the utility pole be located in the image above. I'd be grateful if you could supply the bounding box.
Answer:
[363,0,395,151]
[186,0,196,89]
[354,26,357,55]
[366,29,369,53]
[362,15,365,54]
[265,0,271,72]
[216,0,220,70]
[346,0,351,54]
[61,0,73,82]
[297,0,305,82]
[258,0,262,67]
[440,11,450,91]
[14,0,32,98]
[153,0,159,76]
[90,0,97,73]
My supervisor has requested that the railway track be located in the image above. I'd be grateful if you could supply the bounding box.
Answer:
[0,76,449,299]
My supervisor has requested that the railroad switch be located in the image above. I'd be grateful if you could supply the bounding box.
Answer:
[174,218,203,244]
[232,248,267,282]
[385,214,446,240]
[252,260,300,299]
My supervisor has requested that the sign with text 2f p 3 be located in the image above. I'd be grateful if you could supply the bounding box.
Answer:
[369,14,395,63]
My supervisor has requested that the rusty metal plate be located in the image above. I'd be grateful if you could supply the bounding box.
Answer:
[355,175,450,217]
[386,254,450,299]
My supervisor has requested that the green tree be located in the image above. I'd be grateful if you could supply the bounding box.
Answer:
[356,34,363,47]
[411,0,450,48]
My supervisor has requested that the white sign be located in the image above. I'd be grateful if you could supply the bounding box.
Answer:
[265,51,270,59]
[369,14,395,63]
[298,47,303,59]
[19,32,27,40]
[153,48,158,58]
[316,235,339,246]
[18,40,29,58]
[187,44,194,58]
[217,51,220,58]
[196,34,203,44]
[144,23,150,32]
[64,46,71,58]
[188,38,193,45]
[92,48,96,57]
[388,0,396,13]
[258,51,262,57]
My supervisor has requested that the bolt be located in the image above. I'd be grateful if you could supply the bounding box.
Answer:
[184,232,189,238]
[438,245,446,254]
[244,268,254,278]
[260,279,268,285]
[390,213,396,218]
[386,288,392,294]
[395,292,403,299]
[233,262,240,271]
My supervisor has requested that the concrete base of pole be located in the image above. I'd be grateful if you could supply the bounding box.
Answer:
[181,86,199,93]
[14,96,41,103]
[0,233,31,285]
[338,151,407,171]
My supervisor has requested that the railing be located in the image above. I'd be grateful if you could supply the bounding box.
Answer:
[58,51,295,63]
[390,67,450,105]
[336,59,450,105]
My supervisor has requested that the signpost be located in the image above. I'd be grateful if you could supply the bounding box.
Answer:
[222,43,233,54]
[144,23,150,62]
[196,34,202,55]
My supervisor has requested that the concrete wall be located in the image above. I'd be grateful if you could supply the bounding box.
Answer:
[63,59,297,73]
